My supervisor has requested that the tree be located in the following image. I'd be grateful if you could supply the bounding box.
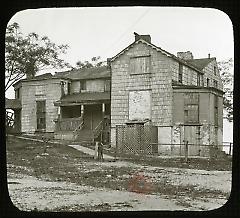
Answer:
[5,22,70,91]
[74,56,106,69]
[218,58,233,122]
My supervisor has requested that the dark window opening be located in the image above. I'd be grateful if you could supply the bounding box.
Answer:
[67,82,71,95]
[15,88,20,99]
[213,80,218,88]
[60,81,65,97]
[80,80,86,91]
[214,95,218,126]
[178,64,183,83]
[206,78,209,87]
[197,74,200,86]
[214,66,217,75]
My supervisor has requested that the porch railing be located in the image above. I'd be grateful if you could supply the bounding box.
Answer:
[73,118,84,137]
[55,116,83,132]
[93,120,103,139]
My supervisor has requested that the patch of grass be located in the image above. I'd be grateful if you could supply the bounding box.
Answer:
[122,156,232,171]
[6,135,230,206]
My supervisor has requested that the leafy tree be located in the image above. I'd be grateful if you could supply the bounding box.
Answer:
[5,22,70,91]
[74,56,106,69]
[218,58,233,122]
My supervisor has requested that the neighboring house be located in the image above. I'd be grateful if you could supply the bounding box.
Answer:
[8,67,111,144]
[6,33,224,157]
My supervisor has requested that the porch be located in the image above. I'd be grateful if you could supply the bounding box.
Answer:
[5,98,22,133]
[54,92,110,143]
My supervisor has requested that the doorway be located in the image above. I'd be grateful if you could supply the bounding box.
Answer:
[36,100,46,131]
[83,104,102,130]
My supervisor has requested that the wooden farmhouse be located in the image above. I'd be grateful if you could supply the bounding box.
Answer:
[6,33,224,157]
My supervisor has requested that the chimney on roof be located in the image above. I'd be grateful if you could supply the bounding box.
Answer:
[208,53,211,59]
[134,32,151,43]
[177,51,194,60]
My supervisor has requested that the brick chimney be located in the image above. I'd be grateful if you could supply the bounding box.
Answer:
[177,51,194,60]
[134,32,151,43]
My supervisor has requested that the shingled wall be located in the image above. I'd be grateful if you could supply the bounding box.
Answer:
[110,41,174,147]
[21,79,66,133]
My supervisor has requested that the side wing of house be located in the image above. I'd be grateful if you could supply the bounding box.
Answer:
[172,58,224,156]
[19,78,68,133]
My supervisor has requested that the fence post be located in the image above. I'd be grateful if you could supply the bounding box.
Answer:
[184,140,188,162]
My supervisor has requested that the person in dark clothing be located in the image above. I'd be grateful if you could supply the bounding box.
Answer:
[98,142,104,161]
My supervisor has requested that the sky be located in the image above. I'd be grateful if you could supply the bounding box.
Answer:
[6,6,234,142]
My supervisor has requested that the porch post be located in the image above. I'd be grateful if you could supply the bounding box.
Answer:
[81,105,84,116]
[102,103,105,113]
[57,106,61,119]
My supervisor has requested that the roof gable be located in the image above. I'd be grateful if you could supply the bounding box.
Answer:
[186,58,215,70]
[110,38,203,74]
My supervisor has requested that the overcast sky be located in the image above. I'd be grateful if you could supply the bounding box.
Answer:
[8,7,233,66]
[6,7,234,141]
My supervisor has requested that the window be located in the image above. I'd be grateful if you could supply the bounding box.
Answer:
[104,80,111,92]
[67,82,71,95]
[213,80,218,88]
[178,64,183,83]
[184,93,199,123]
[214,66,217,75]
[206,78,209,87]
[80,80,86,90]
[15,88,20,99]
[214,95,218,126]
[130,55,150,75]
[197,74,200,86]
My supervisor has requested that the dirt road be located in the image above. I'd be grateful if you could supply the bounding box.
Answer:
[6,136,231,211]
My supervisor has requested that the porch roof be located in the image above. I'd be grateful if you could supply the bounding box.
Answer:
[5,98,22,109]
[55,92,110,106]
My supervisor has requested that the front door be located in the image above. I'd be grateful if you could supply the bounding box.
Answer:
[83,104,102,130]
[183,125,201,156]
[36,100,46,131]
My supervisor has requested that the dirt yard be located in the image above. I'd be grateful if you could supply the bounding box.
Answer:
[6,135,232,211]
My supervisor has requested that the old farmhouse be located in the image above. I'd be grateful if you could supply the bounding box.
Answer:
[6,33,224,157]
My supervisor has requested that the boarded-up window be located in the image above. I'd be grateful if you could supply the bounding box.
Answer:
[184,93,199,123]
[129,90,151,120]
[36,100,46,130]
[130,56,150,75]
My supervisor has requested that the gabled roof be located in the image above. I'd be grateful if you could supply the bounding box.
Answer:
[13,66,110,87]
[54,66,110,80]
[110,38,204,74]
[186,58,215,70]
[13,73,67,87]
